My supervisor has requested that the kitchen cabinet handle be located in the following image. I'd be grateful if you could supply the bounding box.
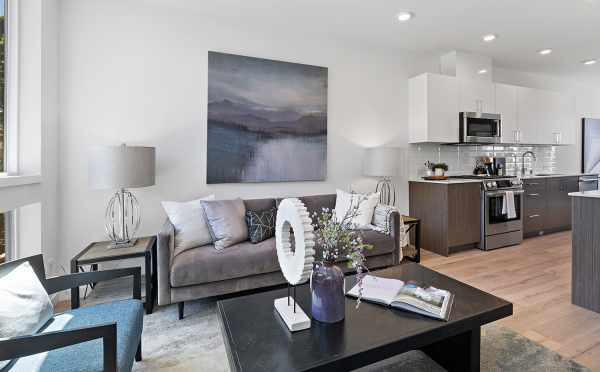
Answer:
[526,182,540,186]
[529,214,541,218]
[528,193,540,196]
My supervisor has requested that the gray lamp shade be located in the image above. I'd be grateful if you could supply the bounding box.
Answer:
[363,147,398,177]
[89,145,156,190]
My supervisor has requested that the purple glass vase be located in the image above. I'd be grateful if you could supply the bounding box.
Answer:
[311,261,345,323]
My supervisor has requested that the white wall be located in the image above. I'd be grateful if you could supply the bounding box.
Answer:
[56,1,600,271]
[57,0,438,267]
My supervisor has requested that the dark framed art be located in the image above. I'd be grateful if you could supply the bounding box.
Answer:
[207,51,328,184]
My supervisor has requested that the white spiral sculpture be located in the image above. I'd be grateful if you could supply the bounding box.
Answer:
[275,198,316,286]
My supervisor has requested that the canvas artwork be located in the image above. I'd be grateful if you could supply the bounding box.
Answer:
[207,51,328,183]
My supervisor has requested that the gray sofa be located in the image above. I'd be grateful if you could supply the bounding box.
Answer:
[156,194,402,318]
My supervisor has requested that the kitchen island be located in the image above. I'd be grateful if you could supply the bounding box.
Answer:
[569,190,600,313]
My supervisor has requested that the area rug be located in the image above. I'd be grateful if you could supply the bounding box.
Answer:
[84,280,590,372]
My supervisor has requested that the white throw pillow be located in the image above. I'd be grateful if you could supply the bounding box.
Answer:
[162,195,215,255]
[0,261,54,343]
[334,189,380,228]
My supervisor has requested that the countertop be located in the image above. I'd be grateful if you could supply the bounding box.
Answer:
[569,190,600,198]
[409,178,484,184]
[412,173,598,184]
[521,173,598,179]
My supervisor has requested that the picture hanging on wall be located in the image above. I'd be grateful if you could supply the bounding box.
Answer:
[207,51,328,183]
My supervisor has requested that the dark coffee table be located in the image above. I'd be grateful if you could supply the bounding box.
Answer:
[218,263,512,372]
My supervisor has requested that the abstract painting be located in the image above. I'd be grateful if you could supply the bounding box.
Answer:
[207,51,328,183]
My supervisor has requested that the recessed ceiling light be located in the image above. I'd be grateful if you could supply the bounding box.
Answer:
[397,11,414,22]
[477,69,488,74]
[538,49,553,55]
[582,59,597,65]
[482,34,497,42]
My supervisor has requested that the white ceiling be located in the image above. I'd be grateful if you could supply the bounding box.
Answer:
[148,0,600,81]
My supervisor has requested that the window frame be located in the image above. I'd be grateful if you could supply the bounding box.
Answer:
[4,0,17,175]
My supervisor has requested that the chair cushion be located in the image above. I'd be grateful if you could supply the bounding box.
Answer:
[170,238,280,287]
[6,299,144,372]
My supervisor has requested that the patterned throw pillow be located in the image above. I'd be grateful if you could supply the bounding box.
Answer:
[245,208,276,243]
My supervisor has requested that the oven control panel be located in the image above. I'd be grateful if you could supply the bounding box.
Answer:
[483,178,523,191]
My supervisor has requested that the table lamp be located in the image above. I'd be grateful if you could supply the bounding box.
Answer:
[363,147,398,205]
[89,144,156,248]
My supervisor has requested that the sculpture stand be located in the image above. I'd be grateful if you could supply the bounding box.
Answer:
[274,284,311,332]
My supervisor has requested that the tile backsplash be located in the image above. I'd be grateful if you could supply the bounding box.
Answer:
[405,143,557,178]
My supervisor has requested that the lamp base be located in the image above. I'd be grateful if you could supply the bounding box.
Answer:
[108,238,138,249]
[376,177,396,206]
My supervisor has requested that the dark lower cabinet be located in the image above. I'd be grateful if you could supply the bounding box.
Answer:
[523,176,578,237]
[409,181,481,256]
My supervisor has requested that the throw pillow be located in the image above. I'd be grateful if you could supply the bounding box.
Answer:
[0,261,54,369]
[161,195,215,256]
[334,189,379,228]
[201,198,248,250]
[245,208,276,244]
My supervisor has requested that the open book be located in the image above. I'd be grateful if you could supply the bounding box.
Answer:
[347,275,454,321]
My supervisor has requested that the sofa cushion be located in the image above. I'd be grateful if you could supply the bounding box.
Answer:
[299,194,336,218]
[170,238,280,287]
[244,198,276,212]
[359,229,396,257]
[6,299,144,372]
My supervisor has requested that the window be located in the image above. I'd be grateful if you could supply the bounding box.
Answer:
[0,0,4,173]
[0,0,6,263]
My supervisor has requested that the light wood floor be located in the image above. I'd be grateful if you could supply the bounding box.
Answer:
[421,231,600,371]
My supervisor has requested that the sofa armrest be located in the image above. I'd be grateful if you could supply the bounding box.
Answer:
[371,204,402,265]
[157,219,175,306]
[389,210,401,265]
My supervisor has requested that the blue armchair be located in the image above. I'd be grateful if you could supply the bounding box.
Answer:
[0,254,144,372]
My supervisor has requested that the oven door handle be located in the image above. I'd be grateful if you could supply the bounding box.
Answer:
[486,190,525,197]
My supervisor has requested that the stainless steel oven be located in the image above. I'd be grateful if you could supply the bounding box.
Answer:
[481,178,524,250]
[459,112,502,144]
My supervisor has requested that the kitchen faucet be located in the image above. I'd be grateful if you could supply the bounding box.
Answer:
[521,151,537,176]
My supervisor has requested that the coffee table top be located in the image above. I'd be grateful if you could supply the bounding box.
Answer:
[217,263,512,372]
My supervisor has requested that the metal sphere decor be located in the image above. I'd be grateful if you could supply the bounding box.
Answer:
[275,198,316,285]
[105,189,141,248]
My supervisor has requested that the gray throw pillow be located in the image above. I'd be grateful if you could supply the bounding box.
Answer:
[201,198,248,250]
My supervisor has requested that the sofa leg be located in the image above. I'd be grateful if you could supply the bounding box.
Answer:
[178,302,184,320]
[136,340,142,362]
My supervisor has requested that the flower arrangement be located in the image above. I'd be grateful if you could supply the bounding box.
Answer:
[312,198,373,307]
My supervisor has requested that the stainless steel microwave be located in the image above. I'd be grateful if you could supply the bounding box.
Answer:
[459,112,502,144]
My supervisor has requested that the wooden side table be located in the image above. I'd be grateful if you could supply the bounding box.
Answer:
[402,215,421,263]
[70,236,157,314]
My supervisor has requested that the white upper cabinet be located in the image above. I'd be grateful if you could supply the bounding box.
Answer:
[459,78,495,113]
[516,86,543,144]
[516,87,575,145]
[495,83,519,144]
[409,73,459,143]
[409,74,575,145]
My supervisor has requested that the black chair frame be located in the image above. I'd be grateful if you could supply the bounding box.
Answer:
[0,254,142,372]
